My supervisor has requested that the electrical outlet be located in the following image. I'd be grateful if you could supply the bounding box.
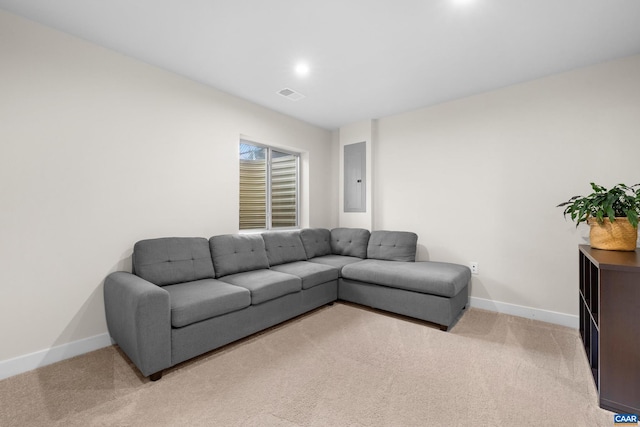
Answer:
[470,262,479,275]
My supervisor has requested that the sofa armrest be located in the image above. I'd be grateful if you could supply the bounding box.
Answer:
[104,271,171,377]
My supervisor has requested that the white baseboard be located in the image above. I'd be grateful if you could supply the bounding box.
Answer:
[469,296,579,329]
[0,333,114,381]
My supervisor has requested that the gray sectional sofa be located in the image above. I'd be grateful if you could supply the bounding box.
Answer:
[104,227,471,381]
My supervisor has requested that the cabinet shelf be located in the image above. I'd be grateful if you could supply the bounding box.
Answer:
[578,245,640,413]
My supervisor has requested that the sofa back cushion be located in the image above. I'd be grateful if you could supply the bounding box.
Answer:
[133,237,215,286]
[367,230,418,262]
[330,228,370,259]
[262,231,307,266]
[300,228,332,259]
[209,234,270,278]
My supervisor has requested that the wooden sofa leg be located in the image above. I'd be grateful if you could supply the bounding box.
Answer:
[149,371,163,381]
[439,325,449,332]
[327,302,334,306]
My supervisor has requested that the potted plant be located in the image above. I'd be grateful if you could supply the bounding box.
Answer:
[557,182,640,251]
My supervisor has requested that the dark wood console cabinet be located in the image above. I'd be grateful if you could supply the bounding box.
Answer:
[579,245,640,413]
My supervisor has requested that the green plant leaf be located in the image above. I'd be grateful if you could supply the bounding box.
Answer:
[557,182,640,228]
[627,209,639,228]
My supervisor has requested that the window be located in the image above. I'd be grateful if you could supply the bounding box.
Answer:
[239,140,299,230]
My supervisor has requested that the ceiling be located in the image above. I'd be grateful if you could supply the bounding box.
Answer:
[2,0,640,130]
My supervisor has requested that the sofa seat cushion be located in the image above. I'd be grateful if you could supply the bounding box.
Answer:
[219,269,302,305]
[341,260,471,298]
[270,261,339,290]
[163,279,250,328]
[307,255,364,277]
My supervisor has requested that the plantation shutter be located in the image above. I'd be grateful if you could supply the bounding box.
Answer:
[271,151,298,228]
[239,143,267,230]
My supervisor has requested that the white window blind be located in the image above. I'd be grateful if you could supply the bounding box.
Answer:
[239,141,299,230]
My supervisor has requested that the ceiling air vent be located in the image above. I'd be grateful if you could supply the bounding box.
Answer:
[278,87,305,101]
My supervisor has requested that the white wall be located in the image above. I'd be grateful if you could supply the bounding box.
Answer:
[0,10,335,365]
[373,54,640,319]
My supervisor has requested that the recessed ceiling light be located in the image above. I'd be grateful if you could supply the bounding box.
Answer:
[452,0,474,5]
[295,62,310,77]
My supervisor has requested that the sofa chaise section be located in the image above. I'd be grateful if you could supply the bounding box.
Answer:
[339,231,471,331]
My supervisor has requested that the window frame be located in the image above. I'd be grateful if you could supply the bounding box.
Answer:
[239,139,300,231]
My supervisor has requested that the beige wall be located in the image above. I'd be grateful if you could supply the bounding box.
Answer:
[0,10,335,362]
[373,54,640,317]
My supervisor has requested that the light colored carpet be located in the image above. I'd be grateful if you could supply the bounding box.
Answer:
[0,303,613,426]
